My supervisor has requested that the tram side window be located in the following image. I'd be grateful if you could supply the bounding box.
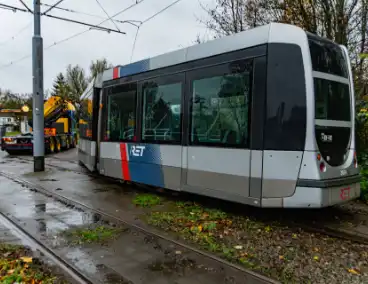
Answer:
[189,60,252,147]
[105,83,137,142]
[141,78,182,143]
[79,89,93,139]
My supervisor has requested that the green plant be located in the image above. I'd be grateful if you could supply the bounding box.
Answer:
[64,225,121,244]
[360,166,368,201]
[133,194,161,207]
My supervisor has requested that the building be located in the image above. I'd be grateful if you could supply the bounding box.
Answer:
[0,116,16,132]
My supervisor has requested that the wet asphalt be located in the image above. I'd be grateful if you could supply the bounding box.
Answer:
[0,149,275,284]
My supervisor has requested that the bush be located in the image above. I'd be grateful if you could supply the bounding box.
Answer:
[355,100,368,154]
[356,100,368,201]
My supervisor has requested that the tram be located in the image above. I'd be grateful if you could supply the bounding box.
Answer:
[78,22,361,208]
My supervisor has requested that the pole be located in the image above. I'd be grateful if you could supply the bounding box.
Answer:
[32,0,44,172]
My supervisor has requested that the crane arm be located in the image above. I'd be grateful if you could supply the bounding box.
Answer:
[28,96,76,128]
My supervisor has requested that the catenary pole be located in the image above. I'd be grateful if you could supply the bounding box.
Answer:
[32,0,44,172]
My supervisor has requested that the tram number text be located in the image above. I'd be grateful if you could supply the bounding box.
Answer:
[321,132,333,142]
[340,187,351,200]
[131,145,146,157]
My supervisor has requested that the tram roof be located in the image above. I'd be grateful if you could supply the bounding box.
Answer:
[101,22,306,83]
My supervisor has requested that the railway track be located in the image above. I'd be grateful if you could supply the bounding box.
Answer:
[0,200,94,284]
[5,154,368,247]
[0,169,278,284]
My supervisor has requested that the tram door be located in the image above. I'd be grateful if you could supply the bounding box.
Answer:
[182,60,254,202]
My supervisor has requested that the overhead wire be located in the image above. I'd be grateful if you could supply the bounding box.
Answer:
[18,0,33,13]
[0,30,92,69]
[0,2,29,13]
[40,3,141,26]
[0,0,146,70]
[40,3,110,20]
[142,0,182,24]
[43,14,126,34]
[42,0,65,15]
[130,0,184,62]
[0,0,185,70]
[95,0,121,32]
[0,21,32,47]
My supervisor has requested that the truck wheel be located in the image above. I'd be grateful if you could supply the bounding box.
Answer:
[55,138,61,152]
[49,138,55,153]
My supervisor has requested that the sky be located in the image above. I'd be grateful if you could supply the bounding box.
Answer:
[0,0,216,94]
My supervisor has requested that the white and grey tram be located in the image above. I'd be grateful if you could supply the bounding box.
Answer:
[78,22,361,208]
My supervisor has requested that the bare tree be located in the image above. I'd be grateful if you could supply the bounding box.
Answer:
[199,0,367,97]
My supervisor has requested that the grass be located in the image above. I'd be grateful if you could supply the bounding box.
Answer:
[4,131,21,137]
[136,198,368,283]
[0,243,65,283]
[146,202,274,272]
[147,202,244,258]
[62,225,122,245]
[133,193,162,207]
[360,167,368,201]
[358,152,368,201]
[146,201,258,263]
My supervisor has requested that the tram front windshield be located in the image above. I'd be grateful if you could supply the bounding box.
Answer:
[308,34,352,167]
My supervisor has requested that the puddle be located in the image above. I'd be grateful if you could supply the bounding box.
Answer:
[0,156,275,284]
[35,218,70,235]
[148,255,197,275]
[97,264,134,284]
[65,248,98,274]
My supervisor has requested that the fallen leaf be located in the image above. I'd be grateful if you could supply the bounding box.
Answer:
[292,233,298,239]
[264,226,271,233]
[313,256,319,261]
[348,268,360,275]
[7,269,14,274]
[234,245,243,250]
[202,213,209,219]
[20,256,32,263]
[279,255,284,260]
[175,250,182,255]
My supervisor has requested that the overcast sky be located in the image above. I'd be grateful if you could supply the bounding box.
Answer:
[0,0,215,94]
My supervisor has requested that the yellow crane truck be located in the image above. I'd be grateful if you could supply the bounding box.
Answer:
[1,96,78,155]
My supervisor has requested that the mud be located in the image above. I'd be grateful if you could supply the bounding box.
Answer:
[3,149,368,283]
[0,213,75,283]
[0,171,273,284]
